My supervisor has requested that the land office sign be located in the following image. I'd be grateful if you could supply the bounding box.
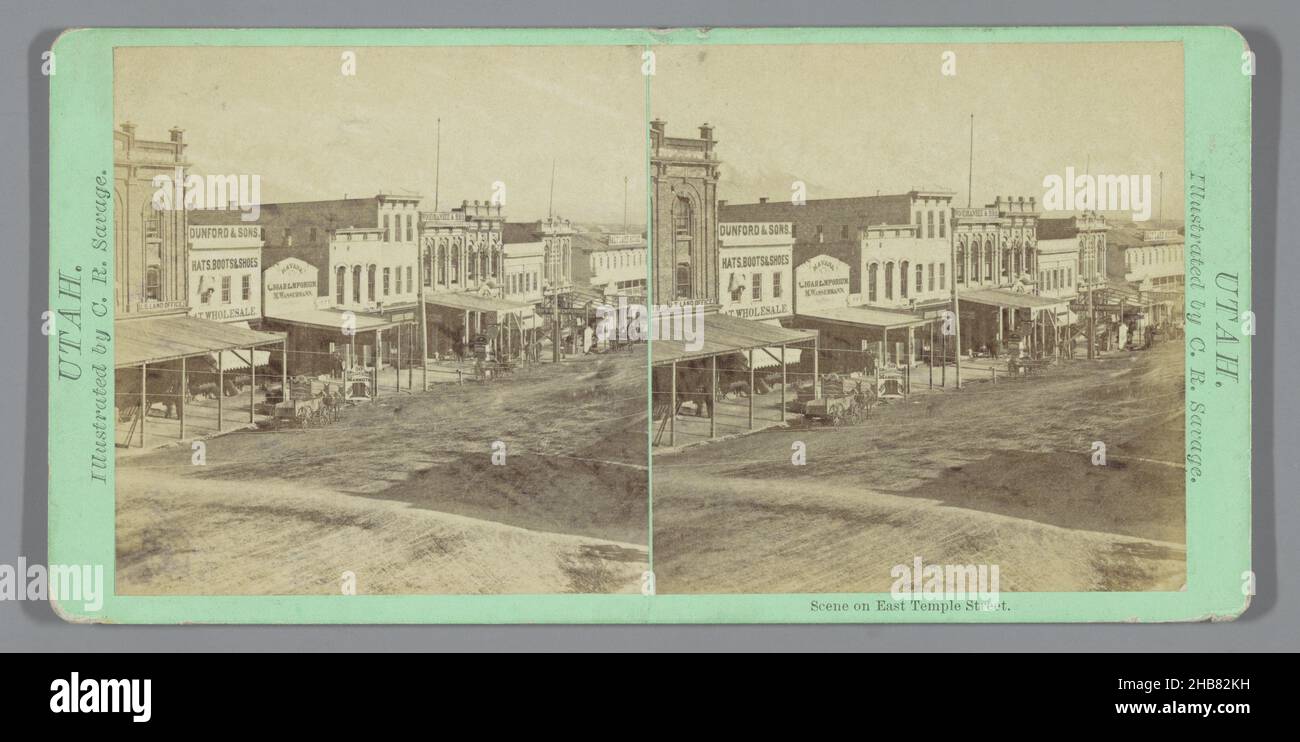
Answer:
[795,254,851,312]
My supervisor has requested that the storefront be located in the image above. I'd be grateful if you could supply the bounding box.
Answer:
[261,256,418,386]
[717,222,794,322]
[959,286,1067,358]
[423,289,534,362]
[789,253,930,376]
[186,224,263,324]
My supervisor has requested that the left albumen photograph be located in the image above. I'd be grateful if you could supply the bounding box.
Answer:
[111,46,649,595]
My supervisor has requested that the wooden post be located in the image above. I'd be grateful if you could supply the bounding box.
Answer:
[374,329,381,399]
[710,355,717,439]
[780,345,786,423]
[812,335,820,399]
[217,355,223,432]
[669,360,677,447]
[882,327,889,367]
[179,357,186,440]
[140,363,147,448]
[929,322,934,389]
[249,348,255,423]
[748,348,755,430]
[281,341,288,398]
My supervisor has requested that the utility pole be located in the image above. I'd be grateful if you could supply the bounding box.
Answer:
[551,288,561,363]
[433,118,441,212]
[966,113,974,208]
[1159,170,1164,224]
[623,175,629,234]
[952,114,972,388]
[548,159,556,220]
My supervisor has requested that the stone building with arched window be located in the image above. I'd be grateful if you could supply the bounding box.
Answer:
[650,120,720,306]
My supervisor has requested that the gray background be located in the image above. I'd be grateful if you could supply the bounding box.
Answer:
[3,0,1293,652]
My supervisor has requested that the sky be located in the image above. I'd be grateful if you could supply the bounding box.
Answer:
[116,42,1184,226]
[115,46,648,224]
[650,42,1185,220]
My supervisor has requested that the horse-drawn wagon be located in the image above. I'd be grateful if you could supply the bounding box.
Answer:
[267,377,343,429]
[801,373,875,426]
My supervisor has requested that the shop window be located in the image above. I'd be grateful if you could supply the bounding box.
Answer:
[145,266,161,302]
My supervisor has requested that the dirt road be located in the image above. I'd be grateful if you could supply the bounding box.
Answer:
[652,343,1186,593]
[116,349,649,595]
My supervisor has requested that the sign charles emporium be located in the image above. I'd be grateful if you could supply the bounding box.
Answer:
[263,257,320,315]
[794,254,851,313]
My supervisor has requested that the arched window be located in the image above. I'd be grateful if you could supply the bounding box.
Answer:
[673,196,694,299]
[868,263,879,302]
[971,244,981,283]
[984,242,993,281]
[352,266,362,304]
[900,261,909,298]
[367,265,377,303]
[955,246,965,283]
[917,264,925,294]
[336,266,346,305]
[884,261,894,300]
